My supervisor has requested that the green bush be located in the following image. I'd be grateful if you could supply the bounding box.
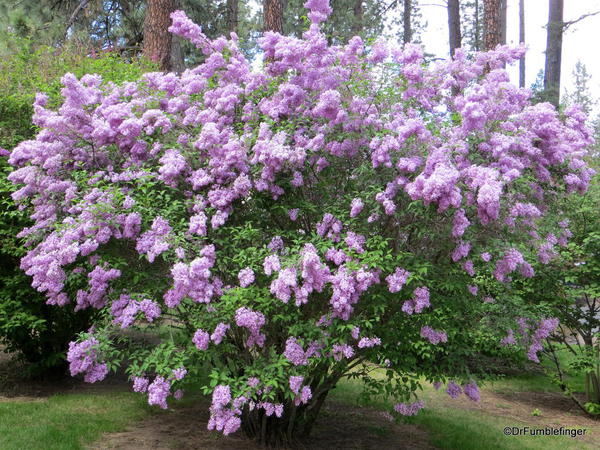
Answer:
[0,35,155,377]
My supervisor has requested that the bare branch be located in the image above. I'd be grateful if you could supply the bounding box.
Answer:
[563,10,600,31]
[65,0,91,37]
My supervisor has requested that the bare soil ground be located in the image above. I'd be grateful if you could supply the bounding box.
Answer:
[86,397,436,450]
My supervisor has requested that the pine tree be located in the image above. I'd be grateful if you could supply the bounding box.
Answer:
[564,61,596,116]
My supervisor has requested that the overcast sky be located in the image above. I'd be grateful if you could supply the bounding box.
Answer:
[418,0,600,101]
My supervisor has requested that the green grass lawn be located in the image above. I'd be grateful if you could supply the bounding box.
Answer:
[330,369,594,450]
[0,391,150,450]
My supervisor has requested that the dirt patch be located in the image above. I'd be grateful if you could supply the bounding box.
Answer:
[87,398,436,450]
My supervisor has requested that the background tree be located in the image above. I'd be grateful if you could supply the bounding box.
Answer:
[519,0,525,87]
[544,0,563,107]
[227,0,239,33]
[143,0,180,71]
[352,0,363,34]
[483,0,502,50]
[447,0,461,57]
[403,0,412,43]
[564,61,596,116]
[264,0,284,33]
[461,0,483,51]
[284,0,388,44]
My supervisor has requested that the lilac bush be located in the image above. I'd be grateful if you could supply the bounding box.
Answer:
[7,0,594,444]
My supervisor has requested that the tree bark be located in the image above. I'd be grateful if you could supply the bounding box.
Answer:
[143,0,178,71]
[475,0,481,50]
[226,0,239,34]
[519,0,525,87]
[447,0,461,57]
[483,0,502,50]
[544,0,563,107]
[500,0,507,44]
[403,0,412,44]
[264,0,283,33]
[352,0,364,35]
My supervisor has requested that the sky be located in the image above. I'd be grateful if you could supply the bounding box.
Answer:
[418,0,600,101]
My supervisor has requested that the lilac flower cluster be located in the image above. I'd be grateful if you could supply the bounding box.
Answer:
[237,268,255,287]
[393,400,424,416]
[350,198,364,217]
[66,337,108,383]
[420,326,448,345]
[284,337,308,366]
[111,295,161,328]
[527,318,559,363]
[207,385,242,435]
[148,376,171,409]
[235,307,266,348]
[357,336,381,348]
[385,267,410,293]
[493,249,534,282]
[402,286,430,315]
[164,245,218,307]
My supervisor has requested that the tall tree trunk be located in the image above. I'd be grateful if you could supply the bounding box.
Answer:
[403,0,412,43]
[226,0,239,34]
[448,0,461,57]
[519,0,525,87]
[143,0,178,71]
[264,0,283,33]
[544,0,563,107]
[352,0,364,35]
[483,0,501,50]
[475,0,481,50]
[500,0,507,44]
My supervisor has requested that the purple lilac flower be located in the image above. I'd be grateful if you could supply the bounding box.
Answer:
[263,254,280,275]
[133,376,149,393]
[84,362,108,383]
[357,337,381,348]
[288,208,299,221]
[500,329,517,346]
[235,307,266,348]
[148,376,170,409]
[193,329,210,350]
[350,198,364,217]
[463,381,480,402]
[238,268,255,287]
[284,337,308,366]
[211,322,230,344]
[172,367,187,380]
[402,286,430,314]
[386,268,410,293]
[212,385,231,408]
[289,375,304,394]
[420,326,448,345]
[446,381,462,399]
[394,400,424,416]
